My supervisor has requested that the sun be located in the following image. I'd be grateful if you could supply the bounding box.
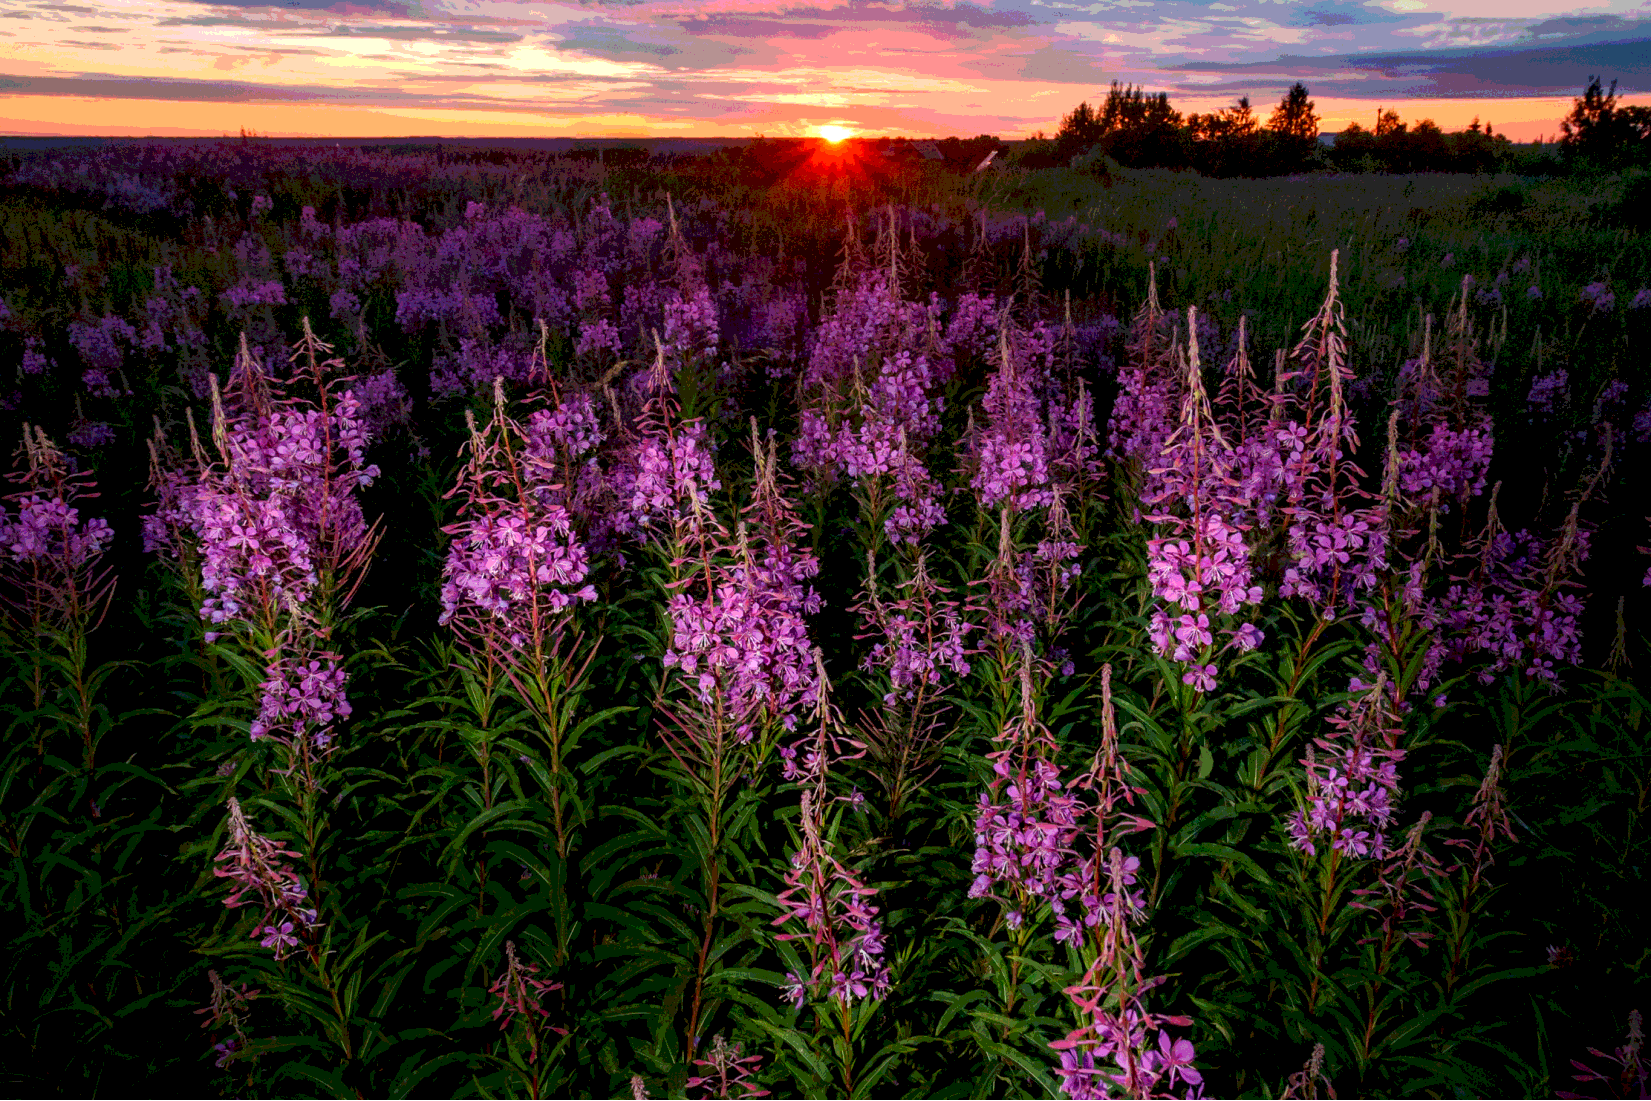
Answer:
[817,125,853,144]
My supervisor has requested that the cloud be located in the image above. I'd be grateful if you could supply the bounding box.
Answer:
[551,16,755,67]
[681,1,1039,41]
[319,23,523,42]
[0,72,384,102]
[1174,30,1651,96]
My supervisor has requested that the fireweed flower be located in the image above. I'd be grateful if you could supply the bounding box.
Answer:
[1579,281,1615,313]
[1281,1044,1333,1100]
[1275,252,1389,618]
[194,970,260,1069]
[187,329,380,641]
[1106,264,1179,476]
[1527,370,1568,416]
[968,651,1083,920]
[686,1034,770,1100]
[1287,675,1405,860]
[661,431,820,743]
[0,425,117,634]
[212,797,315,960]
[1444,744,1517,889]
[1142,308,1267,689]
[608,344,723,542]
[1429,453,1602,688]
[772,791,892,1009]
[1051,666,1198,1100]
[487,940,566,1065]
[439,384,598,657]
[172,327,382,785]
[1349,812,1446,952]
[250,651,352,752]
[1138,308,1264,691]
[1562,1009,1646,1101]
[970,326,1055,512]
[856,548,975,708]
[791,235,952,534]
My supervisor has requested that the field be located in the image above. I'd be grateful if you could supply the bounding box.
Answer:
[0,138,1646,1099]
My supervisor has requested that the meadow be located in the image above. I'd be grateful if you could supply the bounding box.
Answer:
[0,137,1646,1099]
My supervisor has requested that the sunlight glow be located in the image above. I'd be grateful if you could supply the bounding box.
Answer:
[817,125,853,143]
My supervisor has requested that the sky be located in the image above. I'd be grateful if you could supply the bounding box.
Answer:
[0,0,1647,139]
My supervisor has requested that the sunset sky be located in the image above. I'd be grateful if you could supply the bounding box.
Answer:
[0,0,1647,140]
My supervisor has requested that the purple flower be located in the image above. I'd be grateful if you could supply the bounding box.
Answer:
[213,797,313,959]
[1181,664,1216,693]
[1527,370,1568,415]
[1289,679,1404,862]
[1156,1031,1203,1088]
[1579,281,1615,313]
[441,392,599,655]
[0,428,117,631]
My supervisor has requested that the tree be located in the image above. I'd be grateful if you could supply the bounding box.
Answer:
[1053,100,1105,163]
[1328,121,1375,170]
[1268,83,1320,143]
[1187,97,1262,176]
[1266,83,1320,170]
[1560,75,1650,167]
[1051,82,1186,169]
[1095,82,1185,167]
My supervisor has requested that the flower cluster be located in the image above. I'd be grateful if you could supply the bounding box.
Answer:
[1287,678,1404,860]
[1135,307,1264,690]
[195,969,261,1069]
[487,940,566,1064]
[661,553,819,739]
[970,328,1056,511]
[250,651,351,752]
[1562,1010,1646,1101]
[968,655,1082,925]
[1051,666,1199,1100]
[441,386,599,657]
[686,1034,769,1100]
[212,797,316,960]
[857,551,975,707]
[774,790,892,1008]
[187,339,380,639]
[1396,422,1494,506]
[0,425,117,632]
[1275,254,1388,617]
[1528,370,1568,416]
[661,435,820,742]
[1578,281,1615,313]
[619,418,722,535]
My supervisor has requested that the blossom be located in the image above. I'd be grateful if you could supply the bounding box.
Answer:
[686,1035,769,1099]
[1288,679,1404,860]
[440,390,599,656]
[212,797,314,959]
[1579,281,1615,313]
[487,940,565,1064]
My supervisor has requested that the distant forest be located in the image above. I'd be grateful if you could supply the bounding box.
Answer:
[1012,75,1651,177]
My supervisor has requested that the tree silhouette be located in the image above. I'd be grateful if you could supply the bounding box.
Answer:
[1268,83,1320,143]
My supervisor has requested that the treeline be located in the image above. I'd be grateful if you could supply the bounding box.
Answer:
[1018,75,1650,177]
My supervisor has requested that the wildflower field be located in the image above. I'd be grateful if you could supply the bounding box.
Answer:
[0,138,1646,1099]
